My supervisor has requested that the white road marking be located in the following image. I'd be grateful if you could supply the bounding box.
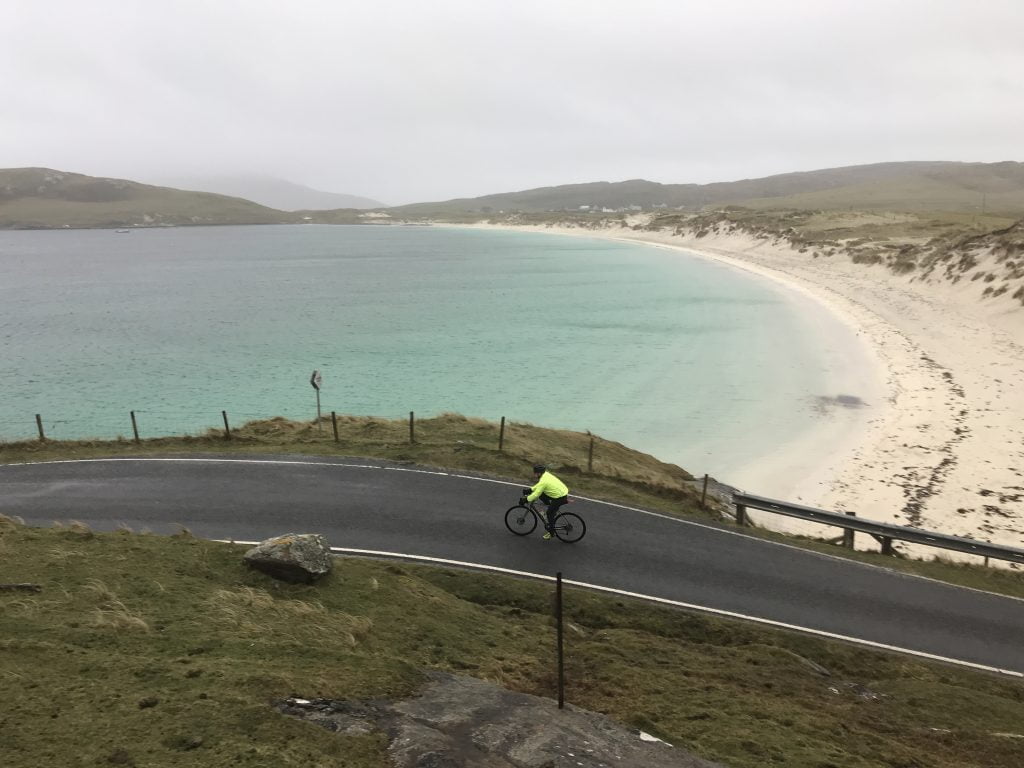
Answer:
[7,457,1023,602]
[221,539,1024,679]
[8,459,1020,673]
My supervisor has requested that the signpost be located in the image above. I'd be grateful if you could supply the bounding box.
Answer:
[310,369,323,432]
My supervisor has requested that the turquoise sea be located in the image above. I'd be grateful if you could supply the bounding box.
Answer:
[0,224,867,482]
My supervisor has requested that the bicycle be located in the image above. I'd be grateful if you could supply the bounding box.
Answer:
[504,497,586,543]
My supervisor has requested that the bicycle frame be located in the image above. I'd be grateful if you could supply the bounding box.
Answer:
[505,498,586,543]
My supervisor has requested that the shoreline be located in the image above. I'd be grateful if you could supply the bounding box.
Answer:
[449,221,1024,555]
[604,233,888,513]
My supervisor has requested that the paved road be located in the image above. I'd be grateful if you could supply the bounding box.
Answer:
[3,455,1023,675]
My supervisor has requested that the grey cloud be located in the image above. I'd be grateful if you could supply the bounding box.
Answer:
[2,0,1022,204]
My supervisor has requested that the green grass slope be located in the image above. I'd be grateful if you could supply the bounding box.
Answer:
[1,520,1022,768]
[0,168,297,229]
[390,161,1024,217]
[5,162,1023,227]
[732,175,1024,215]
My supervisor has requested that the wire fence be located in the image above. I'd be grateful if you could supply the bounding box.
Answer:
[0,409,607,478]
[0,408,285,443]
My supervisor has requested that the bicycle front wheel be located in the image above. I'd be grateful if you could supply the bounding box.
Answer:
[505,505,538,536]
[552,511,586,543]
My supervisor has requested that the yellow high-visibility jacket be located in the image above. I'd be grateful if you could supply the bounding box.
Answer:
[527,471,569,502]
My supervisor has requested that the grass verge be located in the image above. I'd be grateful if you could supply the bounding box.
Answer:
[0,413,703,520]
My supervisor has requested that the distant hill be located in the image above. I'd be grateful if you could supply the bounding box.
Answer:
[153,175,386,211]
[5,162,1024,230]
[390,161,1024,217]
[0,168,297,229]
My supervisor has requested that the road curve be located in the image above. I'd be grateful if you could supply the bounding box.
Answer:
[2,455,1023,675]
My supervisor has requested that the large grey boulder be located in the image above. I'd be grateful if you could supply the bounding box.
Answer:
[277,670,725,767]
[243,533,332,583]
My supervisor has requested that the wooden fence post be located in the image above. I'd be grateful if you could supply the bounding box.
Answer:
[409,411,415,444]
[700,474,709,509]
[331,411,339,443]
[35,414,45,441]
[498,416,505,451]
[587,431,594,473]
[130,411,140,444]
[222,410,231,440]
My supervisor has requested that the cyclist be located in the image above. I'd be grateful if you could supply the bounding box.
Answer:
[520,464,570,540]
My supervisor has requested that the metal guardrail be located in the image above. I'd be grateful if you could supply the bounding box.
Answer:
[732,491,1024,565]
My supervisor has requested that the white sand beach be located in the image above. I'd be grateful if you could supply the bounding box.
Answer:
[454,221,1024,558]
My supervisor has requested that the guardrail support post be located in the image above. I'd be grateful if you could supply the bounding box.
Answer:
[843,511,856,548]
[732,491,1024,565]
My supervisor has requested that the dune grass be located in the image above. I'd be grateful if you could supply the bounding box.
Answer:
[1,520,1022,768]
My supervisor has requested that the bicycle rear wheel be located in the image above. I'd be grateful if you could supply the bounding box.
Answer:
[505,505,538,536]
[552,511,586,543]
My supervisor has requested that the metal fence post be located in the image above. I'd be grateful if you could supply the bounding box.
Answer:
[331,411,339,443]
[409,411,415,444]
[35,414,45,441]
[587,432,593,473]
[130,411,140,444]
[555,571,565,709]
[498,416,505,451]
[222,411,231,440]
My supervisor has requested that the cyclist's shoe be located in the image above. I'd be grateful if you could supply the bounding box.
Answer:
[542,530,553,540]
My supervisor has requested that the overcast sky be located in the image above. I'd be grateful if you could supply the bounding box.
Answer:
[3,0,1022,205]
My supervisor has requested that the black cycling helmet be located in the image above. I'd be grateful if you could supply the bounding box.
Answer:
[532,464,546,474]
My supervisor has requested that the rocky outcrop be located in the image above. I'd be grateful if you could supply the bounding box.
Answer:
[243,533,332,583]
[277,670,725,767]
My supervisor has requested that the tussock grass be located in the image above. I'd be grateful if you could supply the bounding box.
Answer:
[82,578,151,632]
[83,577,119,603]
[1,525,1020,768]
[50,519,94,538]
[205,587,373,646]
[0,512,24,529]
[91,603,151,632]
